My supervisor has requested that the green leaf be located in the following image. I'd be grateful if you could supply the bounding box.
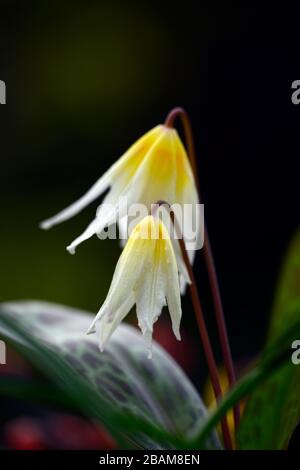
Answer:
[0,301,220,450]
[192,314,300,449]
[238,231,300,449]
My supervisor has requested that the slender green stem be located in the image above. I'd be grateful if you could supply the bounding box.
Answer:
[165,107,240,429]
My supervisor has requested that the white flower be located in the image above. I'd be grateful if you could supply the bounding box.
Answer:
[86,215,190,358]
[40,124,199,259]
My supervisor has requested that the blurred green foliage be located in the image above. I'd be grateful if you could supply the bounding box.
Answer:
[238,230,300,449]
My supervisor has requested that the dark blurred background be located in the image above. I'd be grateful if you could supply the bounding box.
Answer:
[0,0,300,448]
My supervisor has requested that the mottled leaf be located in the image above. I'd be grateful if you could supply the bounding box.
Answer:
[0,301,220,450]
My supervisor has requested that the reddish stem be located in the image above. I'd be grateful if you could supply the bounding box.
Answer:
[165,107,240,429]
[153,201,233,449]
[177,233,233,450]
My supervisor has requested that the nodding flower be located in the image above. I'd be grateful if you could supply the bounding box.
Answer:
[86,215,190,358]
[40,124,199,260]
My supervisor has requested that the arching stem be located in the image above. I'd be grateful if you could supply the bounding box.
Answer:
[165,107,240,429]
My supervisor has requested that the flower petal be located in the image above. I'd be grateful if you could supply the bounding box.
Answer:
[40,125,164,231]
[118,215,128,247]
[127,128,177,209]
[66,208,117,254]
[153,204,191,293]
[96,293,135,351]
[87,223,152,333]
[163,236,182,341]
[40,172,112,230]
[143,329,154,359]
[135,239,166,336]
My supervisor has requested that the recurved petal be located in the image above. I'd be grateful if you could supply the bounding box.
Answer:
[40,171,112,230]
[66,208,117,254]
[40,125,163,231]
